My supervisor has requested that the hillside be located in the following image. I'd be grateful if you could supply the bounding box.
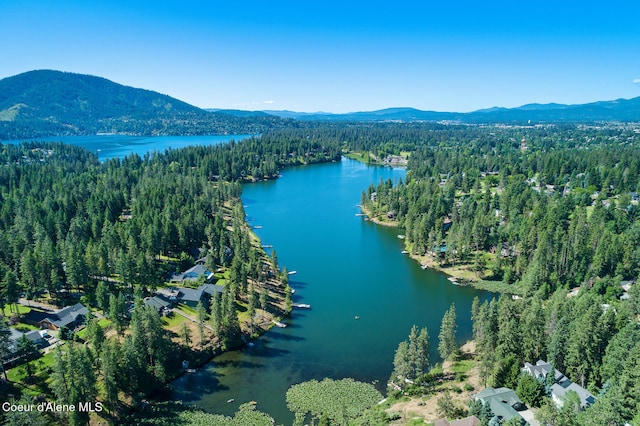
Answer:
[0,70,288,139]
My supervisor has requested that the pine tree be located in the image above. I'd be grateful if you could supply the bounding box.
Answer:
[196,300,207,347]
[438,303,458,361]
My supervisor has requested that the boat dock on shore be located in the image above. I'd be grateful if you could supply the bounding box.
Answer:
[272,320,287,328]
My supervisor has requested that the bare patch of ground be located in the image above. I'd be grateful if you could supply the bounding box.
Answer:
[387,341,481,425]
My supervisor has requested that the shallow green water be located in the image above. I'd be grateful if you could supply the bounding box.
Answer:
[171,158,490,424]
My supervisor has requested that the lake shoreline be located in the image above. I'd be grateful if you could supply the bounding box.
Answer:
[360,205,516,294]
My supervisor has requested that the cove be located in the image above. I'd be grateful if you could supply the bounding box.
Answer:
[170,157,490,424]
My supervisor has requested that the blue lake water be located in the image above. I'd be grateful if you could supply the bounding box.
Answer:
[3,134,254,161]
[171,157,490,424]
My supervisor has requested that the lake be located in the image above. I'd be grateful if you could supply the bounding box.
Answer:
[171,157,490,424]
[3,134,254,161]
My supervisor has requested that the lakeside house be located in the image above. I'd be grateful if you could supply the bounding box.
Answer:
[145,284,224,311]
[473,387,526,425]
[522,360,595,409]
[23,303,88,331]
[170,263,215,284]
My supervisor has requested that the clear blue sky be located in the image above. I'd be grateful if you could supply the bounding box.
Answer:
[2,0,639,113]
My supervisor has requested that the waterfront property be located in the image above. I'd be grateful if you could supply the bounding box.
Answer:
[474,387,526,424]
[522,360,596,409]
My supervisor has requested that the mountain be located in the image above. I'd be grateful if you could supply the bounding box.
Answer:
[0,70,288,139]
[265,98,640,123]
[1,70,638,140]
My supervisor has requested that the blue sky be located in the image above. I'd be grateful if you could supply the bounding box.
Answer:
[2,0,639,113]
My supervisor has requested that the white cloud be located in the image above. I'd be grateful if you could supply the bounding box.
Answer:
[633,78,640,85]
[263,100,275,105]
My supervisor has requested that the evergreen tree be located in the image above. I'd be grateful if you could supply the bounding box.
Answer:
[438,303,458,360]
[0,316,12,381]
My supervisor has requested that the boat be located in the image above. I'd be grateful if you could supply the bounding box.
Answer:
[261,244,273,248]
[355,213,367,217]
[227,399,235,403]
[401,250,409,254]
[397,235,405,239]
[354,315,360,320]
[288,270,297,275]
[292,303,311,309]
[272,320,287,328]
[254,225,263,229]
[421,264,428,270]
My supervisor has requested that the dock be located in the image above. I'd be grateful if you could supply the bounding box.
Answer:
[261,245,273,248]
[272,320,287,328]
[292,303,311,309]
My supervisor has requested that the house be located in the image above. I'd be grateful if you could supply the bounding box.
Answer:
[522,360,595,409]
[2,328,49,367]
[474,387,526,424]
[143,295,173,315]
[24,303,88,331]
[175,284,224,308]
[170,264,215,284]
[434,415,481,426]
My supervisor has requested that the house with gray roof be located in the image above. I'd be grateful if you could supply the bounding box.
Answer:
[175,284,224,308]
[143,295,173,315]
[474,387,526,425]
[522,360,595,409]
[24,303,87,331]
[170,264,215,284]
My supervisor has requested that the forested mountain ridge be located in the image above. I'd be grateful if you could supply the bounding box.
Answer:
[0,70,291,139]
[264,97,640,123]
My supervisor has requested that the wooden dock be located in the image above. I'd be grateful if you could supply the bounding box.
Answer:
[272,320,287,328]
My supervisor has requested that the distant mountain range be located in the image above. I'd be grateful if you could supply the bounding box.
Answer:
[262,98,640,122]
[1,70,639,139]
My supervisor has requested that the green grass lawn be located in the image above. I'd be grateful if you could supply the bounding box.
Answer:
[7,350,56,396]
[2,305,31,316]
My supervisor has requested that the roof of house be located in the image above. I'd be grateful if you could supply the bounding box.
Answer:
[551,381,596,408]
[434,416,481,426]
[176,284,223,303]
[522,360,565,382]
[144,296,172,312]
[42,303,87,329]
[171,264,213,283]
[474,387,524,423]
[523,359,595,409]
[7,329,49,354]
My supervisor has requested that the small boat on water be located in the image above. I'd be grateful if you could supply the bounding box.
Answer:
[397,235,405,239]
[272,320,287,328]
[254,225,263,229]
[288,270,297,275]
[401,250,409,254]
[227,399,235,403]
[354,315,360,320]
